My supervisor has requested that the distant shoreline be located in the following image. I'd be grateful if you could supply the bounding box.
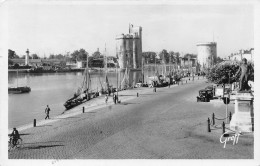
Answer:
[8,67,142,73]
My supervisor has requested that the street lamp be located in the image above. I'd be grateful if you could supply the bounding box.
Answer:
[116,59,119,102]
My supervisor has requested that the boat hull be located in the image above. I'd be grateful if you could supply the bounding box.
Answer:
[8,87,31,94]
[64,92,99,110]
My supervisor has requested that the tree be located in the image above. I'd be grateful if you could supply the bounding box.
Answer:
[175,52,180,65]
[142,52,156,64]
[49,54,55,59]
[71,49,89,61]
[54,54,65,59]
[31,54,40,59]
[8,49,19,59]
[8,59,13,65]
[206,61,254,84]
[216,57,224,64]
[159,49,169,64]
[92,50,102,59]
[168,51,175,64]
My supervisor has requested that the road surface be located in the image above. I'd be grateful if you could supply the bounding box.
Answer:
[8,79,253,159]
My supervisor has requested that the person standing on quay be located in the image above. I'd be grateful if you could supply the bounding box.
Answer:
[113,93,116,104]
[105,94,108,104]
[45,105,50,120]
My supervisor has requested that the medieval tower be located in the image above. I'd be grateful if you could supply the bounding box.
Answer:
[116,24,142,69]
[197,42,217,70]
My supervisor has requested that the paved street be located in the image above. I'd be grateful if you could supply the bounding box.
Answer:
[8,78,253,159]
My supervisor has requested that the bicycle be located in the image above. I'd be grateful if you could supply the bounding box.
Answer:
[8,136,23,151]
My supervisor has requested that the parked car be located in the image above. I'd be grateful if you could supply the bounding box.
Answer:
[205,85,214,99]
[197,89,210,102]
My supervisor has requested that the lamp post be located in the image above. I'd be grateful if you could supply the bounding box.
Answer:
[117,60,119,101]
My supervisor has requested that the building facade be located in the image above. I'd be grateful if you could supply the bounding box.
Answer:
[116,24,142,69]
[197,42,217,70]
[229,48,254,62]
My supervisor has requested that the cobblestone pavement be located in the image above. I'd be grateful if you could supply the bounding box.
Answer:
[7,77,253,159]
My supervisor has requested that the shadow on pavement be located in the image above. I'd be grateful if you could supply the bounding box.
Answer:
[24,141,64,145]
[119,94,135,97]
[25,144,64,150]
[119,102,140,105]
[65,117,80,119]
[36,125,52,127]
[20,133,31,136]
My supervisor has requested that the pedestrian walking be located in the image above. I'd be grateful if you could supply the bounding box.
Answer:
[45,105,50,119]
[115,95,118,103]
[113,94,116,104]
[105,94,108,104]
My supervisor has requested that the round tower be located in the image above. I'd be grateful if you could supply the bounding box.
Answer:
[116,34,126,69]
[125,34,133,68]
[197,42,217,70]
[133,33,139,69]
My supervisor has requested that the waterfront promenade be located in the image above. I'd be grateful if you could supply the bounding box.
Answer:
[8,77,253,159]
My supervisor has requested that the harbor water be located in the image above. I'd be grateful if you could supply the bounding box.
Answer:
[8,67,164,128]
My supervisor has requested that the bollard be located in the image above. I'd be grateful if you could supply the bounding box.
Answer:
[212,113,215,125]
[229,112,232,122]
[222,121,225,133]
[33,119,36,127]
[137,92,139,97]
[83,106,85,113]
[155,88,156,92]
[186,80,187,84]
[207,118,211,132]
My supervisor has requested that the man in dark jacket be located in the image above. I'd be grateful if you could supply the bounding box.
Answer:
[10,128,20,146]
[45,105,51,119]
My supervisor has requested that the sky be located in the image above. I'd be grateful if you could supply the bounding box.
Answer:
[7,1,254,58]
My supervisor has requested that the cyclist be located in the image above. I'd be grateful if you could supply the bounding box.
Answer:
[10,128,20,147]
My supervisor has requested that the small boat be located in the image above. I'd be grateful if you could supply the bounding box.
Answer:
[8,70,31,94]
[64,58,98,110]
[8,86,31,94]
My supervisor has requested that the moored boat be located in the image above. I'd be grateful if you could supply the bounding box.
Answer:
[8,86,31,94]
[8,70,31,94]
[64,56,97,110]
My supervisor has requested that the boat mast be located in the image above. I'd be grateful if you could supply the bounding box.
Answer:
[105,43,107,77]
[142,56,144,84]
[87,54,90,91]
[16,69,18,88]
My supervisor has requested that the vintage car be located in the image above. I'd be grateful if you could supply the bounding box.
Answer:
[197,89,210,102]
[205,85,214,99]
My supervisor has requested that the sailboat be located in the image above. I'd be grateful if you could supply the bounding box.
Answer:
[8,70,31,94]
[121,67,130,90]
[99,44,114,94]
[64,58,97,110]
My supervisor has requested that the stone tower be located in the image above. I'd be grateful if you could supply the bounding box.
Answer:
[116,24,142,69]
[197,42,217,71]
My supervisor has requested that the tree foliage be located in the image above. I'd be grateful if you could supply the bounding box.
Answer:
[49,54,65,59]
[71,49,88,61]
[159,49,169,64]
[8,49,19,59]
[142,52,157,64]
[31,54,40,59]
[92,50,102,59]
[206,61,254,84]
